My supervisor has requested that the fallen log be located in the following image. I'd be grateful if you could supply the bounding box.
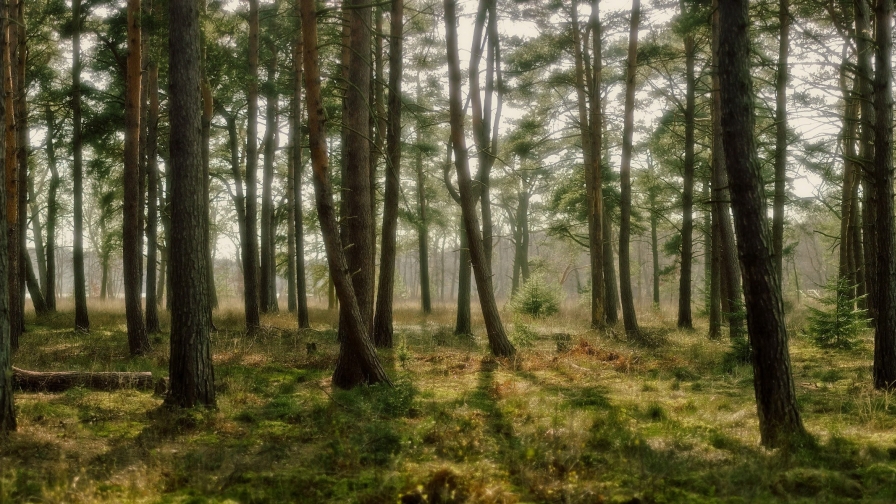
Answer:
[13,367,165,393]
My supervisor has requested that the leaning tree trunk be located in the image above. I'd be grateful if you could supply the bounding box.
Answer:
[872,0,896,390]
[300,0,390,388]
[372,0,405,347]
[72,0,89,333]
[718,0,807,448]
[444,0,514,357]
[618,0,642,337]
[27,177,47,299]
[166,0,216,408]
[123,0,150,356]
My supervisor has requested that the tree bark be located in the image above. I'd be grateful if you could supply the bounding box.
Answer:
[301,0,391,388]
[772,0,790,282]
[123,0,150,356]
[0,2,12,430]
[166,0,215,408]
[872,0,896,389]
[334,0,377,385]
[712,0,745,341]
[603,211,619,324]
[243,0,261,331]
[855,0,876,320]
[260,38,279,314]
[677,27,696,330]
[718,0,807,447]
[145,62,161,334]
[23,245,47,315]
[618,0,642,336]
[373,0,405,347]
[291,5,310,329]
[72,0,89,332]
[444,0,514,357]
[5,1,19,348]
[27,176,47,300]
[44,103,59,312]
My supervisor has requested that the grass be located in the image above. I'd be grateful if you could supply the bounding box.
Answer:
[2,300,896,503]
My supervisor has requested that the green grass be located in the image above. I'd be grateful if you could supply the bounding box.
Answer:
[2,301,895,503]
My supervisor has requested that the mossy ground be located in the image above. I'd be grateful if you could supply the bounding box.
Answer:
[2,301,896,503]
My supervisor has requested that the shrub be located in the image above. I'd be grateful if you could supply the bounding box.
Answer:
[510,276,561,318]
[805,277,869,349]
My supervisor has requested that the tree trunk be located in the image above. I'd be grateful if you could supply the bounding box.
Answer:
[718,0,807,447]
[712,0,745,341]
[166,0,215,408]
[372,0,405,347]
[603,211,619,324]
[709,198,723,339]
[27,177,47,300]
[301,0,391,388]
[23,245,47,315]
[5,3,19,348]
[416,137,432,314]
[0,2,12,430]
[201,66,218,316]
[618,0,642,337]
[244,0,261,330]
[145,62,161,334]
[13,0,26,339]
[260,39,279,314]
[72,0,89,332]
[677,29,696,330]
[772,0,790,281]
[124,0,150,356]
[872,0,896,389]
[44,103,59,312]
[444,0,514,357]
[334,0,378,384]
[291,6,310,328]
[855,0,876,320]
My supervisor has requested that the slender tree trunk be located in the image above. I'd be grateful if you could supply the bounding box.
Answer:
[72,0,89,332]
[840,78,860,289]
[13,0,25,338]
[27,178,47,299]
[719,0,807,447]
[618,0,642,336]
[5,2,19,347]
[649,173,660,307]
[372,0,405,347]
[301,0,391,388]
[23,245,47,314]
[244,0,261,330]
[677,28,696,329]
[44,104,59,312]
[291,6,310,328]
[712,0,745,341]
[444,0,514,357]
[856,0,876,320]
[709,199,723,339]
[872,0,896,389]
[603,211,619,324]
[772,0,790,281]
[0,1,13,430]
[416,136,431,314]
[260,40,279,314]
[145,62,161,334]
[201,65,218,316]
[166,0,215,408]
[123,0,150,355]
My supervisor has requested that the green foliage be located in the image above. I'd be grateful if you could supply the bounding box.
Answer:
[510,320,539,349]
[510,276,561,318]
[805,277,870,349]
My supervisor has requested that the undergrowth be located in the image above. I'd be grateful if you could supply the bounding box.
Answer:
[1,301,895,503]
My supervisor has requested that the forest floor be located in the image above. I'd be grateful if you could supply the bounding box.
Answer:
[2,301,896,503]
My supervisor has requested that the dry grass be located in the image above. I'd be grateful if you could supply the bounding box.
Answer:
[1,301,895,502]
